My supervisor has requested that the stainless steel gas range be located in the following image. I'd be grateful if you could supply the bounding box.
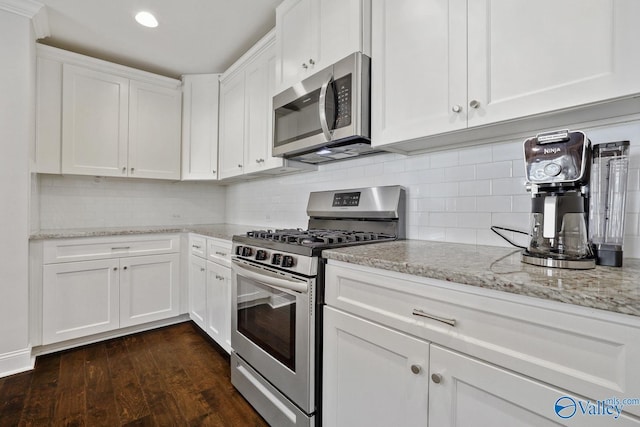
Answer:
[230,185,406,427]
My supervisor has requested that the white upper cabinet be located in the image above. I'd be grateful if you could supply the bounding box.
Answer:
[61,64,129,177]
[37,45,183,180]
[372,0,640,149]
[181,74,220,180]
[128,81,182,180]
[275,0,371,94]
[218,70,247,179]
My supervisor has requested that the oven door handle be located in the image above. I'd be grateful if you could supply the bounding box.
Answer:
[232,260,309,294]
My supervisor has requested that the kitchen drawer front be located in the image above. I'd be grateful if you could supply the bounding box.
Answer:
[325,261,640,416]
[189,234,207,258]
[43,234,180,264]
[206,238,231,267]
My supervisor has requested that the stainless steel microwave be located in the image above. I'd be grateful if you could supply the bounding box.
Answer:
[272,52,378,164]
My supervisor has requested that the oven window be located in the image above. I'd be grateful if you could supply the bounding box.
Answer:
[236,276,296,371]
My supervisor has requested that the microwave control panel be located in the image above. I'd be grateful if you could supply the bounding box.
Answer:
[334,74,352,129]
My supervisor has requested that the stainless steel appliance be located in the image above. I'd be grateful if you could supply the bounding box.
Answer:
[272,52,377,164]
[522,129,595,269]
[230,185,405,427]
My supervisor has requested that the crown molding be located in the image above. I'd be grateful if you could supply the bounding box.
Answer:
[0,0,50,39]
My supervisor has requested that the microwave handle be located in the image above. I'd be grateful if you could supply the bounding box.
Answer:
[319,73,333,142]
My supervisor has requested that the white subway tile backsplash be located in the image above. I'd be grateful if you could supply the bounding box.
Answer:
[36,121,640,258]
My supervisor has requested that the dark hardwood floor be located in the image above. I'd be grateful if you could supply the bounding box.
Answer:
[0,322,269,426]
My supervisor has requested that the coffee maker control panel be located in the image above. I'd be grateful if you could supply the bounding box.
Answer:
[524,130,590,186]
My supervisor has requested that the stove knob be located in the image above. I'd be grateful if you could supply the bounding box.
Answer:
[242,246,253,257]
[256,249,268,261]
[235,246,243,256]
[282,255,295,268]
[271,253,282,265]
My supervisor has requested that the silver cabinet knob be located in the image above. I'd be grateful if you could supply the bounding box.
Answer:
[237,164,242,168]
[410,365,422,375]
[469,100,480,109]
[431,373,443,384]
[123,266,128,270]
[130,167,135,174]
[452,105,462,113]
[212,169,216,174]
[122,166,126,173]
[200,267,205,272]
[113,267,118,271]
[309,59,315,65]
[302,63,308,69]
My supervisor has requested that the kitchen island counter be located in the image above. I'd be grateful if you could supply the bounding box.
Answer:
[30,223,264,242]
[323,240,640,317]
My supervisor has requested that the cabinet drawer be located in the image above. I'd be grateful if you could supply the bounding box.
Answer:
[189,234,207,258]
[43,234,180,264]
[325,261,640,416]
[207,238,232,267]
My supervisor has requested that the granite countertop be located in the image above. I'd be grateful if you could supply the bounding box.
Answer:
[30,223,262,242]
[323,240,640,317]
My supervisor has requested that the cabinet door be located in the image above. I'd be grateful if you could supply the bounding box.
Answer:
[128,81,182,180]
[206,261,231,353]
[61,64,129,177]
[181,74,220,180]
[275,0,313,91]
[188,255,207,330]
[42,259,119,344]
[119,253,180,327]
[323,307,430,427]
[467,0,640,127]
[429,345,640,426]
[218,72,246,179]
[316,0,367,70]
[371,0,467,147]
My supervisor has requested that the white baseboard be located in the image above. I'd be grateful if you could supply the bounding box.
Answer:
[0,347,34,378]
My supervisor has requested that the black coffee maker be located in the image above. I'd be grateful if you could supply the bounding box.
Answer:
[522,129,596,269]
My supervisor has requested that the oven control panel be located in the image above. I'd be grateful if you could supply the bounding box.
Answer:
[232,243,317,277]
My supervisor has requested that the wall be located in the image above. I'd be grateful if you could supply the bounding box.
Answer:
[226,120,640,259]
[37,175,226,230]
[0,9,35,375]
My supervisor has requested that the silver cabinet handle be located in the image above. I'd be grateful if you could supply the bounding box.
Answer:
[431,373,443,384]
[123,266,128,270]
[111,246,131,250]
[452,105,462,113]
[192,244,201,249]
[469,100,480,109]
[215,251,227,257]
[309,59,315,65]
[410,365,422,374]
[215,274,225,281]
[302,63,308,69]
[237,164,242,168]
[212,169,216,174]
[412,309,456,327]
[200,267,205,272]
[113,267,118,271]
[130,167,135,174]
[122,166,126,173]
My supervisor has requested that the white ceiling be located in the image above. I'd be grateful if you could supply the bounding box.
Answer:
[37,0,282,79]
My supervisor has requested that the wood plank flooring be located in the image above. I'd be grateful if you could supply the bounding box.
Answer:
[0,322,268,426]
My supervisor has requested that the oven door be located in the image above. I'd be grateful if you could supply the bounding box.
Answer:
[231,257,315,414]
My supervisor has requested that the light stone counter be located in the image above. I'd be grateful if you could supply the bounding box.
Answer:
[322,240,640,317]
[30,223,263,242]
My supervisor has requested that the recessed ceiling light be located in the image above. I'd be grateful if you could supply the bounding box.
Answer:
[135,11,158,28]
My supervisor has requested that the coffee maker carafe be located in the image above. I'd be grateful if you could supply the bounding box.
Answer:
[522,129,595,269]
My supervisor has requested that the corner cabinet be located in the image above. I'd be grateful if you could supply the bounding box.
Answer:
[371,0,640,150]
[323,261,640,425]
[36,45,182,180]
[274,0,371,93]
[181,74,221,180]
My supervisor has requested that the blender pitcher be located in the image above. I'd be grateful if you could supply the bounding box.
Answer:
[589,141,630,266]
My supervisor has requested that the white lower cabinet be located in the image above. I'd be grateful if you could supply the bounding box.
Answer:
[188,234,232,353]
[39,235,181,346]
[43,259,119,344]
[323,261,640,425]
[206,260,231,353]
[323,306,429,427]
